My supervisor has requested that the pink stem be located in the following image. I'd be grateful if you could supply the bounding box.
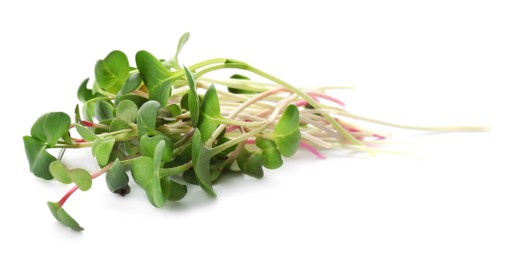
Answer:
[372,134,386,140]
[80,120,95,127]
[57,162,113,207]
[226,125,240,133]
[306,91,346,107]
[293,100,309,107]
[58,186,78,207]
[71,137,86,143]
[300,140,327,159]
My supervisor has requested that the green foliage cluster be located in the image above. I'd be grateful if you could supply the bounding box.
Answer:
[23,33,362,231]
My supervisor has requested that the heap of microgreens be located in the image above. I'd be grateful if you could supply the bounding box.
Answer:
[23,33,483,231]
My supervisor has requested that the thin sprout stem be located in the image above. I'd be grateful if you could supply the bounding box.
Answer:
[57,162,113,207]
[160,161,193,178]
[211,94,298,154]
[194,63,363,146]
[205,87,288,147]
[322,109,489,132]
[199,78,272,92]
[300,132,333,149]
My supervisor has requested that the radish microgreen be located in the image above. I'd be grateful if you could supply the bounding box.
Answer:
[23,32,484,231]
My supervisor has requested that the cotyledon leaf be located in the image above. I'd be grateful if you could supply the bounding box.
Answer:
[30,112,71,147]
[184,66,199,127]
[191,129,216,197]
[273,105,301,157]
[135,50,173,107]
[23,136,56,180]
[137,100,160,136]
[47,202,84,231]
[94,50,129,93]
[198,85,221,142]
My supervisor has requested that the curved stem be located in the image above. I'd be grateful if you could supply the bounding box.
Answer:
[159,161,193,178]
[57,162,113,207]
[194,62,363,146]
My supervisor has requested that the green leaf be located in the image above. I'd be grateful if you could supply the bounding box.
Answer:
[131,155,170,208]
[61,131,73,145]
[182,169,198,185]
[165,104,181,117]
[69,168,92,191]
[120,73,142,94]
[256,137,283,169]
[165,32,190,69]
[191,129,216,197]
[273,105,301,157]
[75,124,97,142]
[135,50,173,107]
[30,112,71,147]
[47,202,84,231]
[74,104,82,124]
[23,136,56,180]
[109,118,131,131]
[77,78,99,103]
[137,100,160,136]
[140,134,173,162]
[237,148,264,179]
[94,100,115,121]
[106,159,129,193]
[168,180,187,201]
[95,50,129,93]
[49,161,72,184]
[116,94,148,108]
[227,74,259,94]
[92,137,115,166]
[184,66,199,127]
[48,161,91,190]
[116,100,138,123]
[83,100,95,121]
[198,85,221,142]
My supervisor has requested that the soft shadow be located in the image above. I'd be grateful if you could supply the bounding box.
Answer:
[162,171,253,212]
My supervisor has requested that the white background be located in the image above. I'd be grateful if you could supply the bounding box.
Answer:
[1,0,512,259]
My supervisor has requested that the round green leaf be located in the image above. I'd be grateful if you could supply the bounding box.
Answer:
[116,100,138,123]
[92,137,115,166]
[256,137,283,169]
[69,168,92,191]
[140,134,173,162]
[30,112,71,147]
[95,50,129,93]
[109,118,131,132]
[236,148,264,179]
[135,50,173,107]
[120,73,142,94]
[137,100,160,136]
[49,161,72,184]
[23,136,56,180]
